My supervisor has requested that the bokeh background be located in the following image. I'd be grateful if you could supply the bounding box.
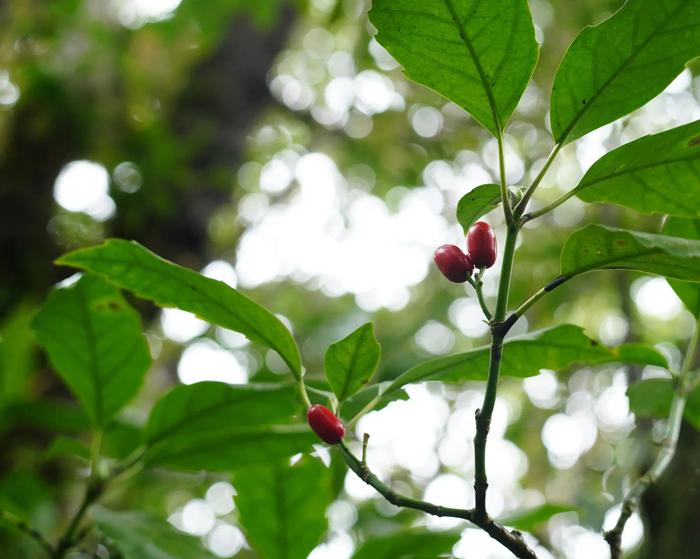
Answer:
[1,0,699,557]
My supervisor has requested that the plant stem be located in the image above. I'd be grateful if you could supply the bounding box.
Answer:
[604,315,700,558]
[474,222,518,515]
[0,509,53,556]
[497,133,514,226]
[469,274,493,321]
[297,366,312,409]
[338,442,538,559]
[515,143,562,219]
[520,188,579,224]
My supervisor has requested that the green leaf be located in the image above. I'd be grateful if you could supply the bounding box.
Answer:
[339,381,409,421]
[561,225,700,281]
[57,239,302,378]
[369,0,538,135]
[0,302,37,407]
[628,378,700,429]
[93,506,214,559]
[497,504,575,532]
[627,378,674,417]
[45,436,90,461]
[351,529,461,559]
[384,325,666,397]
[663,217,700,315]
[575,121,700,216]
[144,382,313,470]
[456,184,501,234]
[550,0,700,144]
[234,457,332,559]
[325,323,381,402]
[32,274,151,426]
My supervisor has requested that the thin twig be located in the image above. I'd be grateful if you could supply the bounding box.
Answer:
[604,315,700,557]
[0,509,53,556]
[339,442,538,559]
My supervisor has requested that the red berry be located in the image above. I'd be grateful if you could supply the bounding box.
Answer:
[433,244,474,283]
[307,404,345,444]
[467,221,497,268]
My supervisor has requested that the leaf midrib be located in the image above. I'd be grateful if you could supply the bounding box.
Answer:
[63,248,299,375]
[556,1,688,143]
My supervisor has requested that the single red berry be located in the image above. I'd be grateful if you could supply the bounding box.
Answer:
[433,244,474,283]
[467,221,497,268]
[307,404,345,444]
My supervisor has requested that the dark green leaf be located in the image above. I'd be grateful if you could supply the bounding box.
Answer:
[550,0,700,144]
[0,302,37,407]
[456,184,501,234]
[561,225,700,281]
[498,504,575,532]
[144,382,313,470]
[384,325,666,397]
[369,0,538,135]
[627,378,674,417]
[32,274,151,426]
[628,378,700,429]
[45,436,90,461]
[325,323,380,402]
[575,121,700,216]
[352,529,461,559]
[234,457,332,559]
[93,506,214,559]
[57,239,302,378]
[663,217,700,315]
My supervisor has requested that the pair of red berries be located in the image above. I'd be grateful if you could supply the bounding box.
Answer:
[307,404,345,444]
[434,221,496,283]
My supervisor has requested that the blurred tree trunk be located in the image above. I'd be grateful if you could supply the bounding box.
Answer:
[0,8,294,317]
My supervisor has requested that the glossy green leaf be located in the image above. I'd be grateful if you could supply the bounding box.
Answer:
[369,0,538,135]
[456,184,501,234]
[498,504,575,532]
[627,378,700,429]
[561,225,700,281]
[32,274,151,426]
[144,382,313,470]
[663,217,700,315]
[550,0,700,144]
[93,506,214,559]
[57,239,302,378]
[234,457,332,559]
[384,325,666,396]
[352,529,461,559]
[575,121,700,216]
[325,323,380,402]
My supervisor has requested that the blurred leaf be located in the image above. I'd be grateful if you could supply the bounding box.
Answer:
[32,274,151,426]
[384,324,666,396]
[575,121,700,216]
[103,421,143,460]
[93,506,214,559]
[663,217,700,315]
[57,239,302,378]
[456,184,501,234]
[497,504,575,532]
[370,0,538,135]
[561,225,700,281]
[0,302,37,407]
[351,529,461,559]
[325,323,380,402]
[628,378,700,429]
[0,400,88,434]
[550,0,700,144]
[144,382,313,470]
[340,381,408,421]
[45,436,90,461]
[234,457,332,559]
